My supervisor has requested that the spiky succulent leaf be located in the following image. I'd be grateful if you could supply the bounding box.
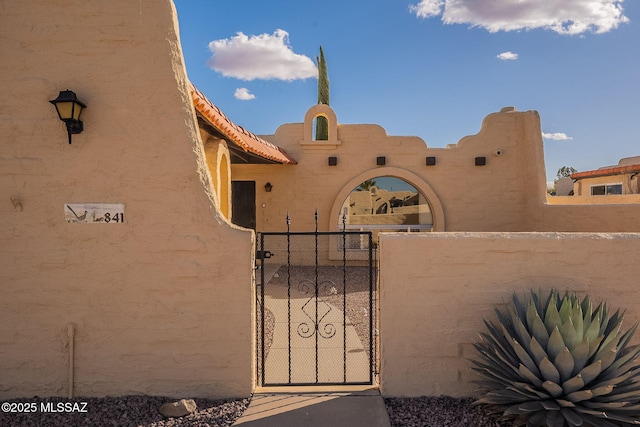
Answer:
[562,374,585,395]
[561,318,580,351]
[591,384,614,398]
[617,323,639,353]
[585,316,602,350]
[543,380,564,398]
[566,389,593,403]
[559,295,574,324]
[571,338,591,375]
[597,327,639,380]
[473,289,640,426]
[513,292,527,322]
[531,313,550,349]
[560,407,583,426]
[529,336,547,366]
[519,363,544,388]
[542,399,561,410]
[526,299,539,331]
[546,295,563,333]
[572,304,585,344]
[555,347,575,382]
[513,308,534,347]
[540,356,561,384]
[588,335,605,360]
[548,327,566,361]
[578,359,602,385]
[514,339,541,377]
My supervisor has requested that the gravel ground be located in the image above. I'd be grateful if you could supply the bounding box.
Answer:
[0,395,249,427]
[263,265,376,356]
[0,394,509,427]
[385,396,508,427]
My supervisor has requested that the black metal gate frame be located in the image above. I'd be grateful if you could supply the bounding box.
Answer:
[257,214,375,386]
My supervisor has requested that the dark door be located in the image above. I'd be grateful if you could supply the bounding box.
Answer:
[231,181,256,229]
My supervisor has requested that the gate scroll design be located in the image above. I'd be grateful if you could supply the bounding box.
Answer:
[256,212,376,386]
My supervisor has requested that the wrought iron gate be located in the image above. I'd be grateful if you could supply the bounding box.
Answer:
[256,214,376,386]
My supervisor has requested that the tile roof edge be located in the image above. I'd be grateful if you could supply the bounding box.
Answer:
[188,82,297,165]
[571,163,640,179]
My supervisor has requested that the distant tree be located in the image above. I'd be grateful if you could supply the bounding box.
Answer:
[315,46,329,140]
[550,166,577,196]
[356,179,377,192]
[556,166,577,181]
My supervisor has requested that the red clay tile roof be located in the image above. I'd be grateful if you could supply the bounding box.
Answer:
[189,83,297,165]
[571,163,640,180]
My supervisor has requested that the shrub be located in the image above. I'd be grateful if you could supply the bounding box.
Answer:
[473,289,640,426]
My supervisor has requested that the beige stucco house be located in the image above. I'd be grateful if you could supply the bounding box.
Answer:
[548,156,640,205]
[2,0,640,401]
[571,156,640,196]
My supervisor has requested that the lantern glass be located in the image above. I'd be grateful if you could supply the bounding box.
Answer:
[50,90,86,121]
[53,101,74,120]
[49,90,86,144]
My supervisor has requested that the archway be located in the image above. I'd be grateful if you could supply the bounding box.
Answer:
[330,167,445,235]
[219,153,230,219]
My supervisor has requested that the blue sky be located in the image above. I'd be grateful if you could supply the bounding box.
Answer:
[173,0,639,182]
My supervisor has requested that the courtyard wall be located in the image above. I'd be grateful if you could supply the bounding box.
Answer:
[378,232,640,397]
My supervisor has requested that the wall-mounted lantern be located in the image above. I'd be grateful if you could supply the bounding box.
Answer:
[264,182,273,192]
[49,90,86,144]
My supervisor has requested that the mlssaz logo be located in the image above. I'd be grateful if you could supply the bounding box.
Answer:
[40,402,88,413]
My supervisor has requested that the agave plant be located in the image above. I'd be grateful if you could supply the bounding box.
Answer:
[473,289,640,426]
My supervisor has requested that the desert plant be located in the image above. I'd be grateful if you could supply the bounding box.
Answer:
[473,289,640,426]
[315,46,329,141]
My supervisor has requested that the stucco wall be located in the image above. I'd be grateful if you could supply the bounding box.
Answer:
[530,203,640,232]
[0,1,253,399]
[232,104,640,234]
[233,105,547,233]
[378,232,640,397]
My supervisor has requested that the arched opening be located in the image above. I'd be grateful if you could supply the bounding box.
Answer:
[313,114,329,141]
[330,168,445,234]
[301,104,340,147]
[335,175,440,246]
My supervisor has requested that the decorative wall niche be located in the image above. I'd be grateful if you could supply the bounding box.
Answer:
[300,104,341,148]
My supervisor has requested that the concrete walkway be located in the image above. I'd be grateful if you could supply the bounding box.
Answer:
[232,387,391,427]
[242,265,389,425]
[262,277,371,384]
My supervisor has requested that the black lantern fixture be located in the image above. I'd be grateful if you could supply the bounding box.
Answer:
[264,182,273,192]
[49,90,86,144]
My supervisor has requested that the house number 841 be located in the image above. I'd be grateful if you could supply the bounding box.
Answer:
[104,212,124,223]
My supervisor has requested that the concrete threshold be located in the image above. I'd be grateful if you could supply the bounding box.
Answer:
[232,386,390,427]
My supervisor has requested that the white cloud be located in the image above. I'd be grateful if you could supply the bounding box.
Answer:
[409,0,443,18]
[542,132,573,141]
[497,51,518,61]
[207,29,317,81]
[409,0,629,34]
[234,88,256,100]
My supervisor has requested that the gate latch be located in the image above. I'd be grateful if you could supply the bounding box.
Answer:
[256,250,273,260]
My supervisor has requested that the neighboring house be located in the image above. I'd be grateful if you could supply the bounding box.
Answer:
[571,156,640,196]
